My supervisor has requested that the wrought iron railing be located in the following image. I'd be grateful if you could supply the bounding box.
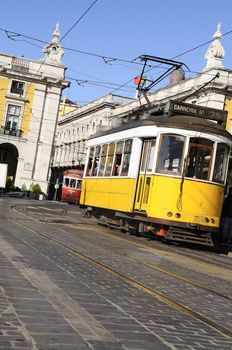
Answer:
[0,126,23,137]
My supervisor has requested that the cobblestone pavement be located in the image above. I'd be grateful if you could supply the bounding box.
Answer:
[0,198,232,349]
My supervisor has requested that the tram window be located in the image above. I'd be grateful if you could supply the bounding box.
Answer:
[98,144,108,176]
[70,179,76,188]
[112,141,123,176]
[121,140,133,176]
[64,178,69,187]
[140,142,149,172]
[156,135,185,175]
[92,145,101,176]
[213,143,229,183]
[146,139,156,171]
[76,180,82,189]
[105,143,115,176]
[86,147,94,176]
[186,138,213,181]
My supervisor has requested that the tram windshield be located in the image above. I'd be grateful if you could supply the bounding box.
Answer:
[156,134,229,184]
[186,138,229,183]
[186,138,213,181]
[156,135,185,175]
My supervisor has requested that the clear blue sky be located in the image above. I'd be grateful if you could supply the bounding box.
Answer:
[0,0,232,105]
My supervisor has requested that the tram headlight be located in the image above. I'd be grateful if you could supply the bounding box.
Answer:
[175,213,181,219]
[204,217,210,223]
[167,212,173,217]
[210,218,215,224]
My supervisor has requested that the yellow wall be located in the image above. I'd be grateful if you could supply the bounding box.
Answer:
[224,98,232,133]
[58,96,78,119]
[0,78,9,126]
[0,78,35,136]
[21,83,35,136]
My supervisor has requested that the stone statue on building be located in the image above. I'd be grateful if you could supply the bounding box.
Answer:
[42,23,64,64]
[204,23,225,70]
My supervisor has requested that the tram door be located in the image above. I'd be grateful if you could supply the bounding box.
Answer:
[134,139,156,212]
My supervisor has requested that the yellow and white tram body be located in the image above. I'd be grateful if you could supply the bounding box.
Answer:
[80,115,232,247]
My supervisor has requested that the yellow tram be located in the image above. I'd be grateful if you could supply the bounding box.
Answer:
[80,102,232,250]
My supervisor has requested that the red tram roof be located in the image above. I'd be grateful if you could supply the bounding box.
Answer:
[63,169,83,178]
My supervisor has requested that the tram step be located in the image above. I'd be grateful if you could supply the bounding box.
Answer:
[166,227,214,246]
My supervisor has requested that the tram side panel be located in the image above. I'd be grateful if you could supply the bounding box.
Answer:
[143,175,224,229]
[81,178,137,212]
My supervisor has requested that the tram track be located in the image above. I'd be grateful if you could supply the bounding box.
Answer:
[58,228,232,301]
[12,204,232,298]
[20,203,232,265]
[25,204,232,269]
[97,220,232,270]
[8,206,232,339]
[47,218,232,301]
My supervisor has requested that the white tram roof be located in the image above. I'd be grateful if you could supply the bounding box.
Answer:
[88,115,232,144]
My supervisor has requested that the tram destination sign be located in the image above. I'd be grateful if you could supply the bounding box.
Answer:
[166,100,227,124]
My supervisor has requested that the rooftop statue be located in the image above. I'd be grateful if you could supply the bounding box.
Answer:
[42,23,64,64]
[204,23,225,70]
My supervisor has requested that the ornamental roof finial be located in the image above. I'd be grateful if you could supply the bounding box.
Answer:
[42,23,64,64]
[51,22,60,44]
[204,23,225,70]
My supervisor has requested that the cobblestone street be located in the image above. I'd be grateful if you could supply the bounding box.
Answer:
[0,198,232,349]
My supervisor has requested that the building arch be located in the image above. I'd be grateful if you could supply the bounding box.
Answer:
[0,142,19,181]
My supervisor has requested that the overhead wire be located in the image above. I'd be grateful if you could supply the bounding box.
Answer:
[1,25,231,100]
[0,24,231,145]
[59,0,99,43]
[1,25,232,72]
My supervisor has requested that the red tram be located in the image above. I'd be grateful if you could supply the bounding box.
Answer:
[61,169,83,204]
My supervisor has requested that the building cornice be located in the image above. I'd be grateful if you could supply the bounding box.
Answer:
[58,94,134,125]
[0,69,70,89]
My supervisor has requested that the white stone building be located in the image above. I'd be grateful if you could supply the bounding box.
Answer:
[0,24,69,193]
[50,94,134,194]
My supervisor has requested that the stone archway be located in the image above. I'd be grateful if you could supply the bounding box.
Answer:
[0,143,19,182]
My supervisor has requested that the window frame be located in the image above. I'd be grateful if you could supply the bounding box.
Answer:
[212,142,230,184]
[98,144,108,177]
[10,80,25,96]
[120,139,133,176]
[156,133,186,176]
[185,137,214,182]
[112,141,124,176]
[85,139,133,178]
[105,143,116,177]
[91,145,101,177]
[4,103,22,131]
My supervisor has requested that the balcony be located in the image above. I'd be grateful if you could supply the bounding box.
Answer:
[11,58,29,74]
[0,126,23,137]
